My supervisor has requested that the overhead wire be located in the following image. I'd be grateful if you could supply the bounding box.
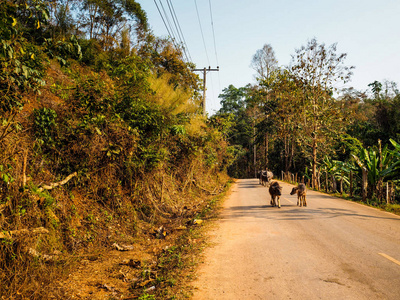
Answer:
[155,0,221,112]
[193,0,214,112]
[154,0,192,63]
[208,0,221,111]
[159,1,179,44]
[208,0,219,67]
[167,0,193,62]
[166,0,192,63]
[208,0,221,112]
[153,0,179,50]
[194,0,211,66]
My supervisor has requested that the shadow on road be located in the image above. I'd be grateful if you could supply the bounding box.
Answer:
[236,182,263,189]
[230,179,400,222]
[222,205,400,222]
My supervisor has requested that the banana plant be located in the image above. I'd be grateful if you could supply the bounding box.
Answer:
[387,139,400,178]
[320,156,353,192]
[332,160,354,186]
[351,140,398,199]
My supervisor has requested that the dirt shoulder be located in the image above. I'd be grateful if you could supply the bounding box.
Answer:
[53,181,233,300]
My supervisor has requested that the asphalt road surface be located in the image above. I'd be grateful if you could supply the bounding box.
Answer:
[192,179,400,300]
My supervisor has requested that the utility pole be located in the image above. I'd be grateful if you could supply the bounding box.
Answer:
[194,66,219,116]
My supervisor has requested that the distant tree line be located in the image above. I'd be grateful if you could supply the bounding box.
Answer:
[210,41,400,204]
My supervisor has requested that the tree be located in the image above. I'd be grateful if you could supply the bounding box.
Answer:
[368,80,382,100]
[46,0,77,38]
[250,43,278,82]
[250,44,279,170]
[290,38,354,188]
[218,84,247,114]
[265,69,303,172]
[214,85,253,178]
[150,38,199,92]
[76,0,148,49]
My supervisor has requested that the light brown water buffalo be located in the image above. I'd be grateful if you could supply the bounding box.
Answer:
[290,183,307,207]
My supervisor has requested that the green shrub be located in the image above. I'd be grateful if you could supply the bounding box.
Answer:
[33,107,58,149]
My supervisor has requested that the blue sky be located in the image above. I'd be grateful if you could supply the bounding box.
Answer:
[137,0,400,115]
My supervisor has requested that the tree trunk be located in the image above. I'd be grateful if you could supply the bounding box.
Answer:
[325,172,328,192]
[284,135,289,172]
[340,176,343,193]
[288,136,295,173]
[362,167,368,202]
[350,171,353,197]
[317,169,321,190]
[265,133,269,167]
[332,174,337,192]
[253,120,256,178]
[312,137,318,189]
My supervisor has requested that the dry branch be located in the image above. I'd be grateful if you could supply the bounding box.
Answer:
[192,180,218,195]
[22,149,28,188]
[0,200,10,214]
[37,172,77,192]
[0,227,49,240]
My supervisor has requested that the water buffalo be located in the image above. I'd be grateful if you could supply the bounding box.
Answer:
[290,183,307,207]
[261,170,273,186]
[257,170,262,184]
[269,181,282,208]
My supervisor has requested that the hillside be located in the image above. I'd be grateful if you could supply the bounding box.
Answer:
[0,1,232,299]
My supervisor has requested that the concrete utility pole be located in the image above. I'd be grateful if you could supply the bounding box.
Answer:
[194,66,219,116]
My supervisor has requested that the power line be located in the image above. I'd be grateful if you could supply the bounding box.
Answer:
[154,0,179,49]
[194,0,210,66]
[166,0,192,62]
[159,0,179,44]
[208,0,219,66]
[166,0,185,52]
[208,0,221,107]
[154,0,193,63]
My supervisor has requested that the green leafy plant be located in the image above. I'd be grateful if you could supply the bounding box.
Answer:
[44,35,82,66]
[0,164,14,185]
[351,140,399,201]
[33,107,58,148]
[138,294,156,300]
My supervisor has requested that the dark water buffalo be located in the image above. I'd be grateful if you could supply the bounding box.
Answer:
[269,181,282,208]
[290,183,307,207]
[257,171,263,184]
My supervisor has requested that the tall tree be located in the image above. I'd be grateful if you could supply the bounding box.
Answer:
[218,84,247,114]
[250,44,278,168]
[250,43,278,82]
[266,70,303,172]
[77,0,148,49]
[290,38,354,188]
[213,85,253,178]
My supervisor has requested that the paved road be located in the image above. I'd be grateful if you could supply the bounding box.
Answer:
[192,179,400,300]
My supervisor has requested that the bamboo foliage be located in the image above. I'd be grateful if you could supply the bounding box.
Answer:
[148,73,198,116]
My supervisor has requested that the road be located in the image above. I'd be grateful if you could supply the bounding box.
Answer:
[192,179,400,300]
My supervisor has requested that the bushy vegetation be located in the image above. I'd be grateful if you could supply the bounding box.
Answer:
[0,1,232,299]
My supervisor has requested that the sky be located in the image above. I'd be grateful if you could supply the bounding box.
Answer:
[137,0,400,115]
